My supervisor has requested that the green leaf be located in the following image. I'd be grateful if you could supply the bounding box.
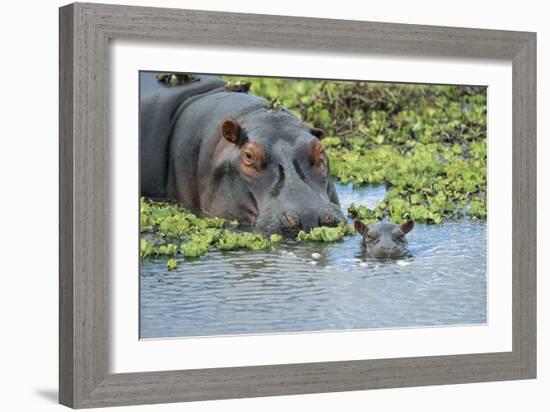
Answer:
[167,258,177,271]
[296,223,355,242]
[270,234,283,243]
[373,134,385,144]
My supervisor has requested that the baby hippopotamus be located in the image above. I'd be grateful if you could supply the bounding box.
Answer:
[354,219,415,259]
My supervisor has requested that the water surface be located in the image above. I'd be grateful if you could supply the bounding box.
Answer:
[140,183,487,338]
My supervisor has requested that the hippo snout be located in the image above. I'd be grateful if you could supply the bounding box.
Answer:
[319,209,342,227]
[369,244,405,259]
[279,212,302,238]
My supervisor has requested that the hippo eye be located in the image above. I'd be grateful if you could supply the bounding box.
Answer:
[240,143,266,174]
[243,151,255,167]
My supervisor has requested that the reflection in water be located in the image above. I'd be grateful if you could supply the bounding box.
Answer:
[140,183,487,338]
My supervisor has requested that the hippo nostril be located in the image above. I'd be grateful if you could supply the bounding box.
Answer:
[279,213,302,238]
[283,212,298,227]
[319,209,340,227]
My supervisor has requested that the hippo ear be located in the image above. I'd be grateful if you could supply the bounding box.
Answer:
[400,220,415,234]
[220,119,242,144]
[310,127,326,140]
[354,219,368,236]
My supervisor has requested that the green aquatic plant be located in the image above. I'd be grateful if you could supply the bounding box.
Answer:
[181,236,211,257]
[296,223,355,242]
[466,199,487,220]
[266,98,284,111]
[140,238,178,257]
[140,198,288,259]
[224,81,251,93]
[270,234,283,243]
[156,73,199,87]
[166,258,177,271]
[332,140,485,223]
[140,238,155,258]
[157,243,178,255]
[218,76,487,223]
[216,230,271,251]
[140,198,227,240]
[347,203,379,224]
[141,77,487,268]
[180,230,224,258]
[141,199,230,258]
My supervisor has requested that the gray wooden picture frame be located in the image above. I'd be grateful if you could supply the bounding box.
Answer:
[59,2,536,408]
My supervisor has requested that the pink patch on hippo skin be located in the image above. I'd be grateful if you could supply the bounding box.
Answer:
[309,139,328,176]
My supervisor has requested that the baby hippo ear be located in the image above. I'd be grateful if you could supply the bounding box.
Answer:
[354,219,368,236]
[400,220,415,234]
[220,119,242,144]
[310,127,326,140]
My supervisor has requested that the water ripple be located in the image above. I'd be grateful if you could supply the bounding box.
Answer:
[140,184,487,338]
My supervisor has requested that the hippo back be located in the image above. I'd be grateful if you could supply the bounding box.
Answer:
[140,75,226,198]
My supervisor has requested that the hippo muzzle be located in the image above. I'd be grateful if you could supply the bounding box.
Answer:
[272,205,346,238]
[252,153,346,237]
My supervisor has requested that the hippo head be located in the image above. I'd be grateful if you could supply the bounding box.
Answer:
[207,109,345,236]
[354,219,414,259]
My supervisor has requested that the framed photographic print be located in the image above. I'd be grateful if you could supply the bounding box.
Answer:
[59,2,536,408]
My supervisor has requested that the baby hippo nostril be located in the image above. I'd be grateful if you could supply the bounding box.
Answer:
[282,212,299,227]
[319,210,340,227]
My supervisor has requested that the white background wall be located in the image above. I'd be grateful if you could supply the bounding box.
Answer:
[0,0,546,411]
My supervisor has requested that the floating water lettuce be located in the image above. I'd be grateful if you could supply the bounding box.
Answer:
[218,76,487,223]
[157,243,178,255]
[224,81,251,93]
[140,238,155,258]
[347,203,379,224]
[140,197,226,240]
[297,223,354,242]
[266,98,284,111]
[140,239,178,257]
[156,73,199,87]
[466,199,487,220]
[270,234,283,243]
[330,141,486,223]
[166,258,177,271]
[140,198,289,260]
[141,78,487,268]
[180,235,211,257]
[177,227,224,258]
[217,231,270,251]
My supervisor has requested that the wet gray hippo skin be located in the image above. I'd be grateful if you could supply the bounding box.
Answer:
[354,219,415,259]
[141,75,345,236]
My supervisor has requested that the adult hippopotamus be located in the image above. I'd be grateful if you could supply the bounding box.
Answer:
[141,75,345,236]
